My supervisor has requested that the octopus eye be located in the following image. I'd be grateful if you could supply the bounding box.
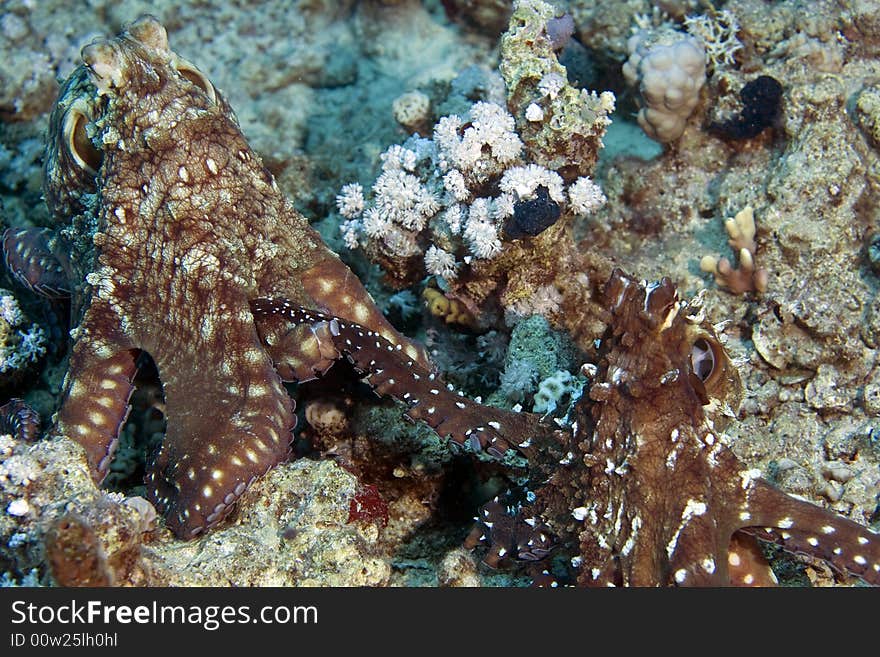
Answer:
[62,103,102,175]
[690,337,717,383]
[175,58,217,104]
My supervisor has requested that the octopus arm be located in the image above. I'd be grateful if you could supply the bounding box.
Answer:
[251,298,547,458]
[664,511,732,586]
[727,531,778,586]
[144,297,295,539]
[251,298,343,382]
[284,256,431,370]
[53,336,139,483]
[740,478,880,585]
[2,227,71,299]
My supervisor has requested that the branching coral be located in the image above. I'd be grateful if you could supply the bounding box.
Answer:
[683,8,742,72]
[700,206,769,294]
[337,101,607,292]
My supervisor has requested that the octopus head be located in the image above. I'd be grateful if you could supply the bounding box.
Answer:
[600,268,741,418]
[43,15,229,219]
[80,16,217,102]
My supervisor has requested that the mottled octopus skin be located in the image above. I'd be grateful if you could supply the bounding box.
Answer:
[251,299,548,457]
[562,271,878,585]
[471,270,880,586]
[35,16,428,539]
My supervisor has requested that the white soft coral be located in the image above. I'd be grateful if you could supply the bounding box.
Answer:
[434,102,523,178]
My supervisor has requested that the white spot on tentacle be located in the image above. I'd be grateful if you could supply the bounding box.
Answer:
[739,469,762,490]
[666,499,707,559]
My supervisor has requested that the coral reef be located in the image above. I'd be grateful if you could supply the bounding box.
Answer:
[339,1,615,358]
[2,0,880,587]
[338,99,607,290]
[0,290,46,392]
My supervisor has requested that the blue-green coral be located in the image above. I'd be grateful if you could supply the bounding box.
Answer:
[492,314,578,408]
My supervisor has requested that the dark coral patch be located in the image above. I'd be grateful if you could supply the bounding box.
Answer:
[711,75,783,140]
[505,186,561,239]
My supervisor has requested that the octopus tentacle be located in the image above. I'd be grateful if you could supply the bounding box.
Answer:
[148,366,295,539]
[294,257,431,371]
[726,531,778,587]
[666,511,731,586]
[1,227,71,299]
[145,302,295,539]
[53,343,139,482]
[738,478,880,584]
[254,308,343,382]
[0,398,41,443]
[464,496,555,568]
[251,298,546,458]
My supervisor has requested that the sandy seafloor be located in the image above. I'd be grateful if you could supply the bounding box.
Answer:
[0,0,879,587]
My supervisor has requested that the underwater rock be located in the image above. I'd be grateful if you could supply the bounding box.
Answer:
[501,0,615,179]
[0,428,390,586]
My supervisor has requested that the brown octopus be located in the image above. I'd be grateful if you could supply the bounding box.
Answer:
[468,270,880,586]
[2,16,539,539]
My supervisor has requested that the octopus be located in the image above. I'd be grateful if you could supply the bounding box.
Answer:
[1,16,540,540]
[468,270,880,586]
